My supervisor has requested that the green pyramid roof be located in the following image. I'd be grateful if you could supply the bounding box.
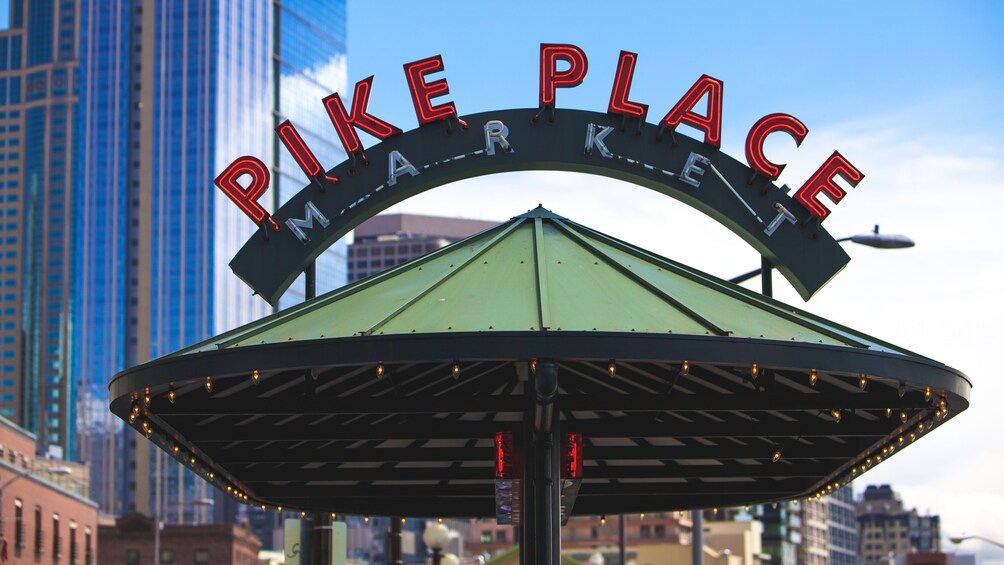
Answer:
[175,206,912,357]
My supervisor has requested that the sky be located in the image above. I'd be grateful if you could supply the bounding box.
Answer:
[343,1,1004,563]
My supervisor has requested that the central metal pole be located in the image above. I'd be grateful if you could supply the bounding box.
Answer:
[618,514,626,565]
[389,517,403,565]
[522,361,560,564]
[692,511,704,565]
[760,256,773,297]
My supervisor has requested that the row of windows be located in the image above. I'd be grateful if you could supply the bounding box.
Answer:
[349,242,442,257]
[10,498,92,564]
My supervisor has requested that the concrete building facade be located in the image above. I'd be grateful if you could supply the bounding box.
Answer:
[856,485,940,564]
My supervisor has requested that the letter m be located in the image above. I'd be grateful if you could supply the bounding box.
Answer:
[285,201,331,244]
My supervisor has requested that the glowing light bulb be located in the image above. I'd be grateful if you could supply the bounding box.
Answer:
[898,436,904,445]
[640,513,645,520]
[713,508,719,514]
[168,385,176,404]
[401,517,406,524]
[809,369,817,386]
[144,387,151,407]
[772,450,782,463]
[144,425,153,438]
[252,369,260,385]
[924,386,931,401]
[608,361,616,377]
[859,374,867,390]
[530,359,538,374]
[751,363,759,378]
[939,398,947,411]
[744,505,750,512]
[128,412,137,424]
[831,408,842,422]
[909,433,916,442]
[277,506,282,512]
[204,376,212,393]
[376,362,385,378]
[600,515,606,525]
[190,456,196,466]
[885,408,892,418]
[452,363,461,378]
[900,411,908,423]
[172,445,180,454]
[262,505,267,511]
[437,517,443,524]
[681,360,689,375]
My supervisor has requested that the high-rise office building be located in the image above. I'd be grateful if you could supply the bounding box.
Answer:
[0,0,80,462]
[1,0,348,523]
[856,485,940,564]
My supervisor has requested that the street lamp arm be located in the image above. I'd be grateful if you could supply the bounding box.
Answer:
[950,535,1004,550]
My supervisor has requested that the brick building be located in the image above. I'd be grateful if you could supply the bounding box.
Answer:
[98,513,260,565]
[0,416,99,565]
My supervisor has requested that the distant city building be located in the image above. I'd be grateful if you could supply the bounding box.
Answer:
[0,415,99,565]
[800,498,830,565]
[0,0,80,463]
[829,487,859,565]
[704,519,766,565]
[757,502,802,565]
[348,213,498,282]
[856,485,940,564]
[98,513,260,565]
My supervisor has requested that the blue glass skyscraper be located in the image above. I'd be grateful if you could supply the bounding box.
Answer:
[0,0,347,522]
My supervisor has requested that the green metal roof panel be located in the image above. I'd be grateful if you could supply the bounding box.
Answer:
[170,206,917,359]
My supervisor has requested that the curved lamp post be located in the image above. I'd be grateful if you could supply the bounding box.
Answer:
[730,225,915,285]
[949,535,1004,550]
[423,522,451,565]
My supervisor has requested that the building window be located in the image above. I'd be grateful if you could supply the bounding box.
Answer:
[194,549,210,565]
[84,528,92,565]
[160,549,175,564]
[52,513,60,558]
[69,522,77,565]
[496,530,507,543]
[640,525,651,539]
[655,524,666,538]
[13,498,22,557]
[33,505,42,557]
[480,531,491,544]
[125,549,140,564]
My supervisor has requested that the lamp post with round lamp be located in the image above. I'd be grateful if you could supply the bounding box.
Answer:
[423,522,451,565]
[949,536,1004,550]
[441,553,460,565]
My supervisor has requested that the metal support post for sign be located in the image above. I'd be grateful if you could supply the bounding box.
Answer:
[311,513,332,565]
[523,361,560,564]
[305,260,316,300]
[760,256,773,297]
[389,517,403,565]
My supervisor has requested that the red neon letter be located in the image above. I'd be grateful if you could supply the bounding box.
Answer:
[403,55,457,125]
[745,113,809,180]
[563,432,583,479]
[214,156,279,231]
[607,51,648,120]
[539,43,588,107]
[322,76,403,155]
[660,75,724,148]
[275,120,339,184]
[794,151,865,220]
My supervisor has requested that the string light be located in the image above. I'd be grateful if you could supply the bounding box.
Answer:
[172,445,180,454]
[376,362,385,378]
[713,507,719,514]
[437,517,443,524]
[831,408,842,423]
[809,368,817,386]
[772,449,782,463]
[859,374,868,390]
[401,517,406,524]
[898,382,906,397]
[252,369,260,385]
[885,408,892,418]
[452,362,461,378]
[640,513,645,520]
[678,511,685,517]
[900,411,908,423]
[530,359,538,374]
[204,376,212,393]
[277,506,282,512]
[744,505,750,512]
[939,398,947,411]
[608,361,616,377]
[168,383,176,404]
[924,386,931,401]
[751,363,759,379]
[600,515,606,525]
[144,387,151,407]
[128,411,138,424]
[681,360,689,375]
[898,436,904,445]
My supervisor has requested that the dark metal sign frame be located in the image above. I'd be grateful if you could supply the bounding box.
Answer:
[230,109,849,305]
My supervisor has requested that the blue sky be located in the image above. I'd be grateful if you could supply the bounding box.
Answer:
[346,1,1004,562]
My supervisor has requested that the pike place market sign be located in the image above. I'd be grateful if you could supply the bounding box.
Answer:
[216,44,865,305]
